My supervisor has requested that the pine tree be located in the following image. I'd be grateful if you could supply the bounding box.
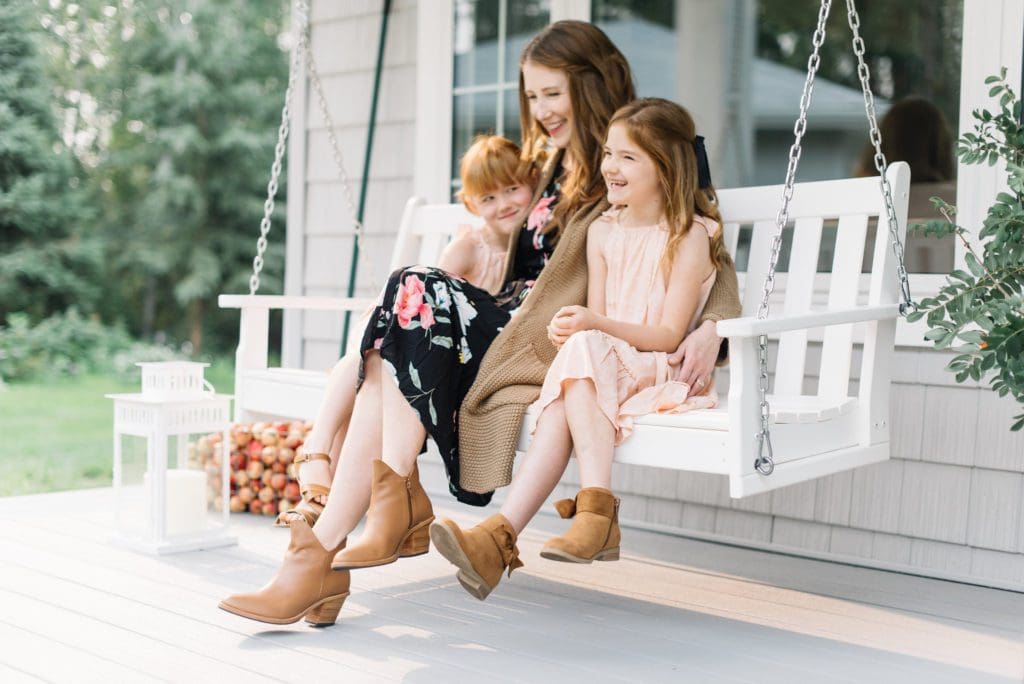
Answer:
[0,2,99,322]
[86,0,290,353]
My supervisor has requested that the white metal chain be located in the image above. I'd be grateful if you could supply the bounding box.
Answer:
[249,0,365,295]
[753,0,833,476]
[249,1,307,295]
[845,0,916,316]
[304,28,366,268]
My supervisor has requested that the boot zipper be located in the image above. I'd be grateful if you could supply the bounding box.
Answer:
[406,478,413,526]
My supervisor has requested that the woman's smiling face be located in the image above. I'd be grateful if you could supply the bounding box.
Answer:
[522,61,573,149]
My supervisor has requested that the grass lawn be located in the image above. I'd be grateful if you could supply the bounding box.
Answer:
[0,359,235,497]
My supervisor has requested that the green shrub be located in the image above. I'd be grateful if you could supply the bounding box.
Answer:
[910,70,1024,430]
[0,309,183,383]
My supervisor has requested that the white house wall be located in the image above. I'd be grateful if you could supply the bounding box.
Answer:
[285,0,418,371]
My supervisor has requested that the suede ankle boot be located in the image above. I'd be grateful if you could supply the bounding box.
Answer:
[540,487,621,563]
[430,513,524,600]
[218,519,350,626]
[331,460,434,570]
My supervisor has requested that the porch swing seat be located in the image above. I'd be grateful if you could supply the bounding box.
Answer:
[220,162,910,498]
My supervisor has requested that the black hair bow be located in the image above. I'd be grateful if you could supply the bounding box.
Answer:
[694,135,712,189]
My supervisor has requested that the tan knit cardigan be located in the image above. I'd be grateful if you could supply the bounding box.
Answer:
[458,151,742,494]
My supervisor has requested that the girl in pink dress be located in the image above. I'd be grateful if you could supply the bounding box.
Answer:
[536,97,728,563]
[432,98,730,594]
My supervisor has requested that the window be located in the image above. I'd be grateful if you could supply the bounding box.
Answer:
[590,0,963,274]
[451,0,550,192]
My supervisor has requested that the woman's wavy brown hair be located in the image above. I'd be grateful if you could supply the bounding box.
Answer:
[519,20,635,238]
[607,98,729,279]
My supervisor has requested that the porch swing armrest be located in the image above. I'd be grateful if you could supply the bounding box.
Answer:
[218,294,376,312]
[715,304,900,338]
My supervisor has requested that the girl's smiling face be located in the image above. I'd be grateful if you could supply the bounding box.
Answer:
[601,122,661,210]
[522,61,573,149]
[468,182,534,238]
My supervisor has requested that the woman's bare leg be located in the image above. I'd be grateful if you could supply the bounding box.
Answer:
[498,398,574,534]
[563,378,615,489]
[377,353,427,477]
[311,353,384,550]
[295,354,360,500]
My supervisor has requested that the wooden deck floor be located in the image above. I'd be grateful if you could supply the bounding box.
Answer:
[1,487,1022,683]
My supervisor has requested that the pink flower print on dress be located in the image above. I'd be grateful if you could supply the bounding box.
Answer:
[418,302,436,329]
[394,274,426,328]
[527,195,555,233]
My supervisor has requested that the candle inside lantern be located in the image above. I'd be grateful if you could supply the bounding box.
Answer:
[145,469,208,536]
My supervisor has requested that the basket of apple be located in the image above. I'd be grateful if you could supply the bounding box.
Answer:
[189,420,313,519]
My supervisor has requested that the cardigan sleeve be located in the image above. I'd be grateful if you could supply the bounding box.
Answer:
[698,252,742,364]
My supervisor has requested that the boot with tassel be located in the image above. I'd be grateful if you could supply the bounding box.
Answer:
[430,513,524,600]
[331,459,434,570]
[540,487,621,563]
[218,519,350,626]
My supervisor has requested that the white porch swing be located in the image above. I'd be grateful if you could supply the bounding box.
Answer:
[219,0,913,498]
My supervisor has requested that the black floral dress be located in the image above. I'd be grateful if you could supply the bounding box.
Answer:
[359,173,561,505]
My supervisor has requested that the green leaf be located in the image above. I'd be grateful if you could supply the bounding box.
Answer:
[409,363,422,390]
[432,335,453,349]
[965,253,984,277]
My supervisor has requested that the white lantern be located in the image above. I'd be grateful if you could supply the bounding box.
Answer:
[107,362,236,554]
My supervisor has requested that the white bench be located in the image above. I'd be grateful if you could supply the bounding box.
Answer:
[220,162,910,497]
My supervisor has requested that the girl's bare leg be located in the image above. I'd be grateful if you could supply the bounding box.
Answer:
[563,378,615,489]
[295,354,360,502]
[498,398,574,534]
[311,353,384,550]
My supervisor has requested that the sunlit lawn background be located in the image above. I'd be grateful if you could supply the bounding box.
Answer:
[0,359,235,497]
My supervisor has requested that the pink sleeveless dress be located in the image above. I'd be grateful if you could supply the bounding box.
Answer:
[535,209,720,445]
[455,224,508,295]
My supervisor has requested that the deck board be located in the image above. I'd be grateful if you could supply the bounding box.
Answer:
[0,488,1021,683]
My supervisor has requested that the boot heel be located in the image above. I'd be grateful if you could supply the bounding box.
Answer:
[399,524,431,557]
[304,593,348,626]
[595,547,620,562]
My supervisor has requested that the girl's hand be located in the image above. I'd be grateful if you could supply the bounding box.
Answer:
[548,305,595,348]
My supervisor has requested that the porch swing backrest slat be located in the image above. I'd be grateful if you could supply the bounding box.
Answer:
[819,213,869,401]
[773,216,823,396]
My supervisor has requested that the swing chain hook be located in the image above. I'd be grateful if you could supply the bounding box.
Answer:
[846,0,916,317]
[754,0,832,476]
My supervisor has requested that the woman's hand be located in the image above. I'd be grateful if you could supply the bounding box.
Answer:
[547,305,596,348]
[668,319,720,393]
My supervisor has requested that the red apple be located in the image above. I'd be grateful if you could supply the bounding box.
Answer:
[229,495,245,513]
[277,499,294,515]
[246,460,264,479]
[261,446,278,466]
[270,473,288,491]
[248,500,263,515]
[234,470,250,488]
[247,440,263,462]
[277,447,295,465]
[260,429,279,447]
[237,486,255,505]
[258,486,276,504]
[270,461,286,474]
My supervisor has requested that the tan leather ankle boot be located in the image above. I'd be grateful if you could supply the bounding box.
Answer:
[540,487,621,563]
[430,513,523,600]
[331,459,434,570]
[218,519,350,626]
